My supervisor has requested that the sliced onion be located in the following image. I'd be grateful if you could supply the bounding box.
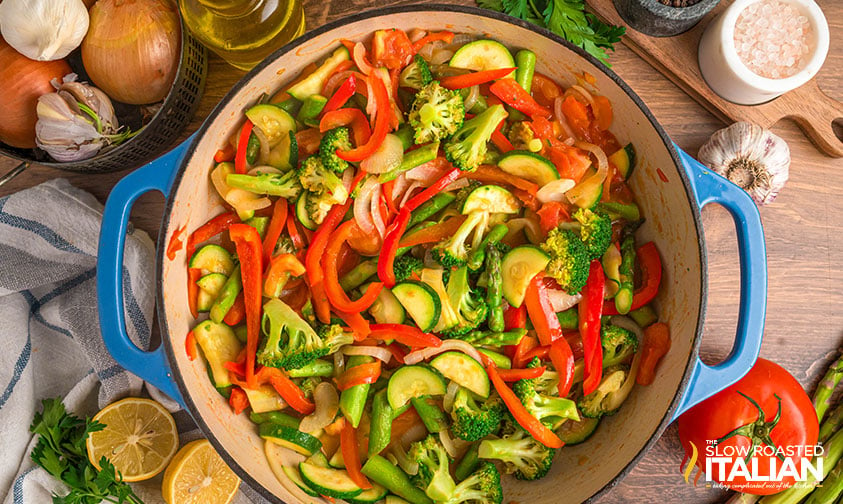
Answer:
[323,70,358,99]
[247,165,282,176]
[418,41,438,62]
[251,125,272,162]
[361,133,403,174]
[400,181,423,208]
[554,96,576,141]
[443,178,469,192]
[342,167,354,193]
[404,339,483,366]
[568,85,596,111]
[353,42,373,75]
[443,381,460,413]
[547,289,582,312]
[504,218,543,245]
[536,178,576,203]
[342,345,392,363]
[610,315,644,343]
[400,421,429,447]
[391,444,419,475]
[390,173,410,203]
[443,33,475,52]
[575,140,609,182]
[211,163,231,198]
[406,160,447,183]
[439,429,457,457]
[226,188,271,211]
[430,48,454,65]
[463,85,479,113]
[408,28,427,43]
[299,382,339,434]
[354,177,377,235]
[333,351,345,376]
[372,184,386,238]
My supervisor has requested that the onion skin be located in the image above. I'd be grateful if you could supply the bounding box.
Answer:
[82,0,180,105]
[0,38,71,148]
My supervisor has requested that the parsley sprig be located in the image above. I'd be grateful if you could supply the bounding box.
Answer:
[29,398,144,504]
[477,0,625,65]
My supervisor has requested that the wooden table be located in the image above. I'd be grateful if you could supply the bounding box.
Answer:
[1,1,841,502]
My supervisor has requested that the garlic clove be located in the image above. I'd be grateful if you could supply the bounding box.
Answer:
[698,122,790,206]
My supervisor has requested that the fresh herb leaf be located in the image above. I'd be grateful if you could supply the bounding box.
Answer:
[28,398,144,504]
[477,0,625,65]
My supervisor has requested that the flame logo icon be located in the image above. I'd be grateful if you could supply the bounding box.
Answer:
[682,441,699,485]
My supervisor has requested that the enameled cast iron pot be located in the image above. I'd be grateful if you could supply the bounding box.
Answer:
[96,5,768,503]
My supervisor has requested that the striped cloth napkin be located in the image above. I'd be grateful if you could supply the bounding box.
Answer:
[0,179,260,504]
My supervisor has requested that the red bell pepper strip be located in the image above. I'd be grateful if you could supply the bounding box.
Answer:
[214,144,235,163]
[385,342,408,364]
[229,223,263,389]
[548,337,575,397]
[369,324,442,348]
[377,209,411,288]
[229,387,249,415]
[511,333,538,369]
[187,268,202,318]
[406,167,462,211]
[440,67,516,90]
[337,73,390,162]
[497,366,546,382]
[235,120,254,174]
[321,59,355,96]
[320,108,372,150]
[335,310,372,340]
[491,119,514,153]
[262,199,288,264]
[341,420,372,489]
[186,212,240,258]
[411,30,455,53]
[560,95,590,137]
[263,368,315,415]
[504,304,527,331]
[489,79,551,118]
[603,242,662,315]
[286,210,305,251]
[323,74,358,114]
[324,220,384,312]
[223,292,246,326]
[185,330,197,361]
[524,273,563,347]
[398,215,467,248]
[637,322,671,386]
[486,362,564,448]
[460,165,538,196]
[580,260,605,396]
[306,201,352,322]
[166,225,186,260]
[264,253,306,297]
[335,361,382,391]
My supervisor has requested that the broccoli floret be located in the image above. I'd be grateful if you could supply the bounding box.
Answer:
[450,387,504,441]
[431,212,488,268]
[577,367,628,418]
[298,155,349,225]
[303,193,335,226]
[443,462,503,504]
[226,170,303,200]
[559,208,612,259]
[274,235,297,256]
[513,357,580,426]
[540,227,590,294]
[409,434,456,501]
[443,266,488,338]
[258,300,353,370]
[444,104,508,171]
[601,325,639,368]
[319,127,353,174]
[394,255,424,283]
[477,421,556,481]
[454,181,482,211]
[409,81,465,144]
[399,54,433,89]
[298,376,321,399]
[508,122,541,152]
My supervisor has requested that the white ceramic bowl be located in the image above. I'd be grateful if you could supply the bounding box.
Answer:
[97,5,768,503]
[698,0,830,105]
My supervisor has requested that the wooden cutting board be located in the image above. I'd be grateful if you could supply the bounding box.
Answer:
[587,0,843,157]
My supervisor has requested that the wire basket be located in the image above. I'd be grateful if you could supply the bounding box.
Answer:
[0,15,208,175]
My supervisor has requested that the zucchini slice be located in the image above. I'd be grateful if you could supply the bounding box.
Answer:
[196,273,228,312]
[387,365,447,410]
[556,416,600,445]
[243,385,286,414]
[608,143,636,180]
[501,245,551,307]
[260,423,323,456]
[497,151,559,186]
[287,47,351,101]
[245,104,297,147]
[189,244,234,276]
[346,483,389,504]
[450,39,515,78]
[328,448,345,469]
[430,351,490,398]
[265,441,320,497]
[392,281,441,332]
[299,461,363,499]
[295,191,318,231]
[566,168,604,209]
[281,464,319,497]
[368,286,407,325]
[192,320,242,388]
[461,185,520,214]
[265,130,298,171]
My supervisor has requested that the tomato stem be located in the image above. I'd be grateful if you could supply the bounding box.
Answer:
[715,391,785,463]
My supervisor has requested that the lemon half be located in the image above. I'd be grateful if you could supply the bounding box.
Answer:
[162,439,240,504]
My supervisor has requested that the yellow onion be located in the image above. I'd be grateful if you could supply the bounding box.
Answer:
[82,0,180,105]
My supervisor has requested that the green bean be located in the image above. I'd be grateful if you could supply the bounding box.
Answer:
[339,355,373,428]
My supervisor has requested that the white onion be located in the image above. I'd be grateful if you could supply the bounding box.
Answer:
[547,289,582,312]
[569,85,596,111]
[299,382,339,434]
[342,167,354,192]
[211,164,231,198]
[400,181,423,208]
[610,315,645,343]
[443,179,469,191]
[439,429,457,457]
[371,184,386,238]
[443,381,459,413]
[226,188,271,211]
[361,133,404,174]
[333,351,345,376]
[536,178,576,203]
[404,339,483,366]
[406,160,445,183]
[353,42,373,75]
[408,28,427,43]
[400,422,429,447]
[575,140,609,182]
[553,96,577,141]
[390,445,419,475]
[354,177,377,235]
[463,85,479,112]
[342,345,392,363]
[247,165,282,176]
[430,48,454,65]
[443,33,475,52]
[251,125,271,163]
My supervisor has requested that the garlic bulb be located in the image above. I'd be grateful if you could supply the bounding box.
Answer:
[0,0,89,61]
[698,122,790,206]
[35,74,132,162]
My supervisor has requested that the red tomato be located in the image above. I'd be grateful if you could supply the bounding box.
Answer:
[371,29,414,70]
[677,358,819,495]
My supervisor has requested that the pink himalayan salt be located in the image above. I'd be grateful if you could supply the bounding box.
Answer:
[733,0,814,79]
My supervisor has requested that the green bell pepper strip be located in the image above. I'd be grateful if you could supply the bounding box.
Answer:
[210,264,243,324]
[340,355,374,428]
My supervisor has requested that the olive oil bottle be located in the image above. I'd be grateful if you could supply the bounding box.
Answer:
[179,0,305,70]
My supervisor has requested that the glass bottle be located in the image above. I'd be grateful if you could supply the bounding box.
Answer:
[179,0,306,71]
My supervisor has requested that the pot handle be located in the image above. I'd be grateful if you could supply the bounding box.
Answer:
[96,140,191,408]
[670,146,767,421]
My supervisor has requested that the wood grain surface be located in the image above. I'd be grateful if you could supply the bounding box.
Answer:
[1,1,842,502]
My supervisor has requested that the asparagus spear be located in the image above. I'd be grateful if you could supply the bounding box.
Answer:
[725,493,760,504]
[821,402,843,444]
[814,349,843,424]
[759,428,843,504]
[805,455,843,504]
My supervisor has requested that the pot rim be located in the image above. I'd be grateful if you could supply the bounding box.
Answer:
[154,5,708,503]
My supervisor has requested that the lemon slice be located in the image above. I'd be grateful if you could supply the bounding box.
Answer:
[162,439,241,504]
[86,397,179,482]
